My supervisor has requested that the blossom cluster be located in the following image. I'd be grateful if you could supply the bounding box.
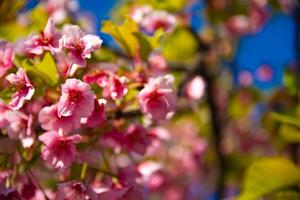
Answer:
[0,5,189,200]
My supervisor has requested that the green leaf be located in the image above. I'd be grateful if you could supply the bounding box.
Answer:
[279,124,300,143]
[0,87,13,102]
[0,22,28,41]
[102,18,139,57]
[132,32,152,61]
[138,0,186,11]
[266,190,300,200]
[133,29,164,60]
[270,112,300,128]
[162,28,198,63]
[23,53,59,86]
[238,158,300,200]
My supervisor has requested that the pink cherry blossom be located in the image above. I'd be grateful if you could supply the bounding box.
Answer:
[83,70,108,87]
[256,64,273,82]
[130,5,153,23]
[185,76,205,100]
[0,41,14,78]
[6,68,35,110]
[0,100,10,128]
[148,52,168,72]
[0,184,23,200]
[39,104,81,133]
[83,70,128,100]
[55,52,72,78]
[123,124,151,155]
[138,75,177,121]
[103,74,128,100]
[39,130,82,170]
[140,10,177,34]
[4,110,35,148]
[56,181,98,200]
[24,18,61,55]
[81,99,106,128]
[43,0,79,23]
[60,25,102,67]
[57,78,95,118]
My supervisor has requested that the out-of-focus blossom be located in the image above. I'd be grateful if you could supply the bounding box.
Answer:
[103,75,128,100]
[123,124,151,155]
[148,52,168,72]
[39,130,82,170]
[39,104,81,133]
[138,161,162,182]
[130,6,153,23]
[55,51,72,78]
[84,70,128,100]
[185,76,205,100]
[43,0,79,23]
[56,181,98,200]
[226,2,268,35]
[248,3,268,32]
[18,178,37,200]
[138,75,176,121]
[81,99,106,128]
[0,169,12,183]
[130,6,177,34]
[24,18,61,55]
[226,15,250,35]
[0,100,10,128]
[83,70,109,87]
[0,41,14,78]
[0,184,23,200]
[239,70,253,86]
[256,64,273,82]
[6,68,35,110]
[140,11,177,34]
[4,110,35,148]
[60,25,102,68]
[57,78,95,118]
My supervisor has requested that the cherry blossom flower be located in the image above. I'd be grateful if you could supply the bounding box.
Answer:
[123,124,152,155]
[0,184,23,200]
[60,25,102,67]
[56,181,98,200]
[83,70,108,87]
[140,10,177,34]
[81,99,106,128]
[103,75,128,100]
[4,110,35,148]
[148,52,168,72]
[57,78,95,118]
[0,41,14,78]
[39,104,81,133]
[226,2,268,35]
[138,75,177,121]
[24,18,61,55]
[55,51,72,78]
[0,100,10,128]
[6,68,35,110]
[39,130,82,170]
[185,76,206,100]
[43,0,79,23]
[84,70,128,100]
[256,64,273,82]
[130,5,153,23]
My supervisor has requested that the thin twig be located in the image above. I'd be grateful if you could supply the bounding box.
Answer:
[26,169,50,200]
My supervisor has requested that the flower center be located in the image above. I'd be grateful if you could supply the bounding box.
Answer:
[74,41,85,52]
[68,90,81,102]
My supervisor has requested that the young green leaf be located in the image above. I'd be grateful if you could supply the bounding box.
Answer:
[238,158,300,200]
[23,53,59,86]
[102,18,139,57]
